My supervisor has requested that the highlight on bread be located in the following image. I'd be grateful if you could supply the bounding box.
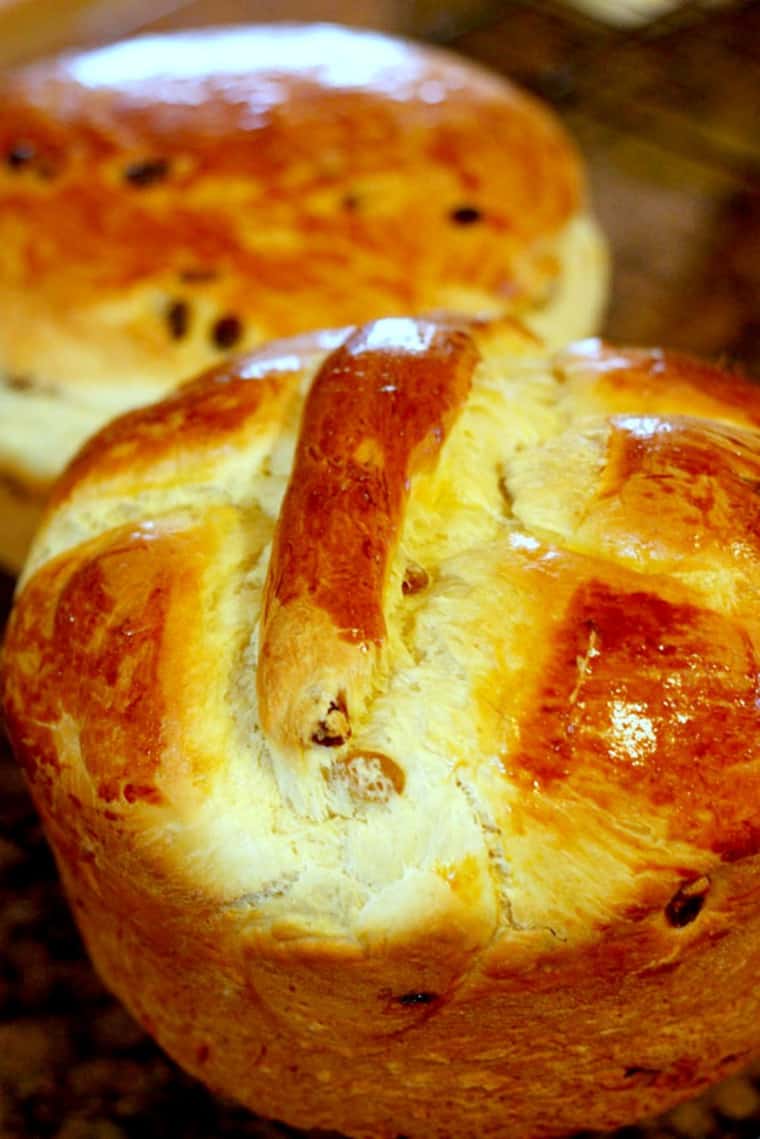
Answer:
[4,315,760,1139]
[0,22,608,572]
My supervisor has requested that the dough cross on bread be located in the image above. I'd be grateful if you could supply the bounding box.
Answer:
[258,318,478,757]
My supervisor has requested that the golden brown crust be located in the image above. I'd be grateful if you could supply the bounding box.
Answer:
[0,20,592,407]
[556,339,760,426]
[0,23,590,392]
[5,327,760,1137]
[511,567,760,857]
[258,319,478,756]
[51,347,307,506]
[0,24,608,572]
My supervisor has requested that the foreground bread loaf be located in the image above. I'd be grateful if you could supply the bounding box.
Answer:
[5,316,760,1138]
[0,23,607,571]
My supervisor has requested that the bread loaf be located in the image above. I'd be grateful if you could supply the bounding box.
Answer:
[0,24,608,571]
[8,317,758,1139]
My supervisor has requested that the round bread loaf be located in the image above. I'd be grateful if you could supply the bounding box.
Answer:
[6,316,759,1139]
[0,23,607,572]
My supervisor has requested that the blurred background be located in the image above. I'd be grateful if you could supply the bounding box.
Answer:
[0,3,759,1139]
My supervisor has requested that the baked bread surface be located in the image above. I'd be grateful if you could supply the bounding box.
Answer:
[0,23,607,571]
[5,318,760,1138]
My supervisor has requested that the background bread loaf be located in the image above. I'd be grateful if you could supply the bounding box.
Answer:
[4,316,760,1137]
[0,23,608,571]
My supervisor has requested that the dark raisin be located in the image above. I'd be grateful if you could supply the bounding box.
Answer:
[0,471,32,499]
[342,192,360,212]
[180,266,218,283]
[312,696,350,748]
[6,141,36,169]
[211,314,244,350]
[312,725,346,747]
[398,991,438,1006]
[624,1066,660,1080]
[402,563,429,596]
[449,205,482,225]
[497,472,513,513]
[665,876,710,928]
[165,299,190,340]
[336,751,406,799]
[124,157,170,187]
[5,374,34,391]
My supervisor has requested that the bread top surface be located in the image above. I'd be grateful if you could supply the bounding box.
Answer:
[0,23,602,413]
[6,319,759,960]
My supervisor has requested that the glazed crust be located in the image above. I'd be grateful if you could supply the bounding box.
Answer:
[0,23,587,375]
[5,320,760,1138]
[0,24,608,571]
[258,320,478,756]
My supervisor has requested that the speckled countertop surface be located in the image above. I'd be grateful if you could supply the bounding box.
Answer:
[2,2,760,1137]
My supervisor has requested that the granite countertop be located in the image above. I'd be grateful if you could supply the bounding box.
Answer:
[2,2,760,1136]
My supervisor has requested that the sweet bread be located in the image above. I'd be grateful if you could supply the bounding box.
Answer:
[8,317,758,1138]
[0,24,608,571]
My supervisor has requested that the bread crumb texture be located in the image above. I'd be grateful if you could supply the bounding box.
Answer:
[5,318,760,1138]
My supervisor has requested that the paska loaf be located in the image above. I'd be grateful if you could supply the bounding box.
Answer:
[4,315,760,1137]
[0,24,608,571]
